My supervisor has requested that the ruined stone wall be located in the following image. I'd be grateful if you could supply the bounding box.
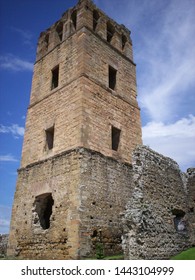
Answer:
[8,149,81,259]
[186,168,195,245]
[122,146,194,260]
[78,149,133,258]
[8,148,133,259]
[0,234,8,257]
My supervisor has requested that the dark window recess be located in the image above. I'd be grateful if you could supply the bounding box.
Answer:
[51,66,59,90]
[91,230,98,238]
[172,209,186,232]
[107,22,115,43]
[56,22,63,41]
[34,193,54,230]
[109,66,117,90]
[112,126,121,151]
[122,34,127,50]
[93,10,100,31]
[45,126,54,150]
[71,10,77,30]
[44,34,49,50]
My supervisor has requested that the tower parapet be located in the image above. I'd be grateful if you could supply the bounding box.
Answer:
[36,0,133,62]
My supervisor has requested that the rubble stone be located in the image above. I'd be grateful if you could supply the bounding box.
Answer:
[122,146,195,259]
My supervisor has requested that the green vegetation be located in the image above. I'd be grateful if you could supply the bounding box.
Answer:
[2,248,195,260]
[170,247,195,260]
[104,254,124,260]
[95,243,104,259]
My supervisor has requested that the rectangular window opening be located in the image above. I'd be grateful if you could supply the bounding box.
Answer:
[112,126,121,151]
[45,126,54,150]
[71,10,77,30]
[56,23,63,41]
[107,22,115,43]
[109,66,117,90]
[51,66,59,90]
[93,10,100,31]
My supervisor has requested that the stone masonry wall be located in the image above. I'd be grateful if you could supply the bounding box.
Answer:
[122,146,194,260]
[21,0,142,168]
[0,234,8,257]
[78,148,133,258]
[186,168,195,245]
[7,148,133,259]
[8,149,81,259]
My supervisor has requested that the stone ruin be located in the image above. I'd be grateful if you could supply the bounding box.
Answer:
[6,0,194,259]
[122,146,195,259]
[3,146,195,259]
[0,234,9,258]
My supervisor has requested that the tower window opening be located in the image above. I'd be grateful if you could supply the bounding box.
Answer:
[122,34,127,50]
[45,126,54,150]
[93,10,100,31]
[71,10,77,30]
[33,193,54,230]
[51,66,59,90]
[109,66,117,90]
[107,21,115,43]
[56,22,63,41]
[112,126,121,151]
[44,34,49,50]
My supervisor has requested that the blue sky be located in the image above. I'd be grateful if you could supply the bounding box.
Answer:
[0,0,194,234]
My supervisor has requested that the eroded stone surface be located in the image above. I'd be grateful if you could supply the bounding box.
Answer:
[0,234,8,257]
[7,149,133,259]
[122,146,195,260]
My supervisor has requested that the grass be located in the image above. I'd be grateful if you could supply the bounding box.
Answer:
[1,248,194,260]
[103,254,124,260]
[83,254,124,260]
[170,247,195,260]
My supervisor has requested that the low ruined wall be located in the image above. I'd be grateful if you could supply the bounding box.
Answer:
[186,168,195,246]
[122,146,194,260]
[0,234,8,257]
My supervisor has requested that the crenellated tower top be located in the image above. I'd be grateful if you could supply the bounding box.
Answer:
[36,0,133,62]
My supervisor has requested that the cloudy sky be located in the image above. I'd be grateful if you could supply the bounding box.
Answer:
[0,0,194,234]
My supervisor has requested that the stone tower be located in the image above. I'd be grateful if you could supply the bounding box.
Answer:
[7,0,142,259]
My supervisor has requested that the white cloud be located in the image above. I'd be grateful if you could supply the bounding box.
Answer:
[102,0,195,170]
[13,27,32,39]
[136,0,195,122]
[0,154,18,162]
[0,205,11,234]
[95,0,195,124]
[10,26,34,49]
[0,124,24,138]
[0,54,33,72]
[142,115,195,171]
